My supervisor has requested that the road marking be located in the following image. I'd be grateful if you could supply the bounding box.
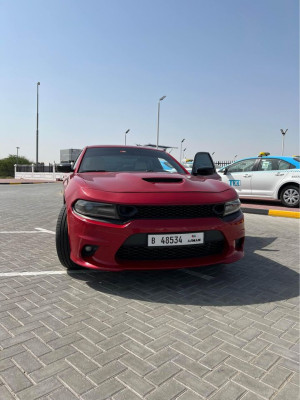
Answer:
[35,228,55,234]
[0,228,55,234]
[0,270,88,277]
[0,231,40,234]
[0,268,215,279]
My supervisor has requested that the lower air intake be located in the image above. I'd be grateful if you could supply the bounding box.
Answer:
[116,240,225,261]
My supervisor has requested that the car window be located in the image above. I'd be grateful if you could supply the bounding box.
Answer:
[78,147,186,173]
[158,158,176,172]
[72,150,83,170]
[257,159,276,171]
[278,159,295,170]
[227,159,256,173]
[257,158,295,171]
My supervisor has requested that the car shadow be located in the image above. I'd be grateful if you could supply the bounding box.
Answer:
[68,236,299,307]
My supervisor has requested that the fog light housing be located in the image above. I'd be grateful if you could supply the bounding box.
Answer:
[81,245,98,258]
[235,237,244,251]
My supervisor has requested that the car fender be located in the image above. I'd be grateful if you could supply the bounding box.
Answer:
[274,174,300,199]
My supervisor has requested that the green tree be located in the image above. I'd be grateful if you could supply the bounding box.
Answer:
[0,154,32,178]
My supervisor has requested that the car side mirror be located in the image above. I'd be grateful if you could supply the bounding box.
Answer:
[223,167,228,175]
[57,163,73,173]
[196,167,215,176]
[192,152,216,176]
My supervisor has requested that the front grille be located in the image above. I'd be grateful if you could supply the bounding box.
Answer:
[116,240,224,261]
[119,204,221,219]
[116,231,225,261]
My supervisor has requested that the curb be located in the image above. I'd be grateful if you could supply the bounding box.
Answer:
[242,207,300,219]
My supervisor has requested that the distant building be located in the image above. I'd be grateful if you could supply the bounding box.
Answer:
[60,149,81,163]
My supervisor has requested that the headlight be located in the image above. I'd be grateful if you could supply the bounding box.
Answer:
[74,200,119,220]
[223,199,241,216]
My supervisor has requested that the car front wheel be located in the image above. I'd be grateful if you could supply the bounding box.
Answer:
[56,205,79,269]
[280,185,299,208]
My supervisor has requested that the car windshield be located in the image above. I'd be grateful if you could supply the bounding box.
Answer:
[78,147,186,174]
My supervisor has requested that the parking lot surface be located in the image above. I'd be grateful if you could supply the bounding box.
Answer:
[0,183,299,400]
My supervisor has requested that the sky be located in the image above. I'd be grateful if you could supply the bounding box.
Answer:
[0,0,298,164]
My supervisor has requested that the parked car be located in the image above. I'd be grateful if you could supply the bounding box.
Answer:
[219,155,300,207]
[181,159,194,172]
[56,146,244,271]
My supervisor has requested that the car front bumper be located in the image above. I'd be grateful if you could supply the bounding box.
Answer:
[67,209,245,271]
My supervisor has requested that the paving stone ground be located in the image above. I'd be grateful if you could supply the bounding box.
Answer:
[0,184,299,399]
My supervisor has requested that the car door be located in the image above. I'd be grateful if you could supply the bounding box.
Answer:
[251,158,292,199]
[221,158,257,196]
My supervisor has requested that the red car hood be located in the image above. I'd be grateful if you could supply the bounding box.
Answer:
[76,172,229,193]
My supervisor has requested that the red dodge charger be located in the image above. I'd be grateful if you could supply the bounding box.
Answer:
[56,146,245,271]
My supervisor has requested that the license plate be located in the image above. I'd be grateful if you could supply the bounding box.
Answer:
[148,232,204,247]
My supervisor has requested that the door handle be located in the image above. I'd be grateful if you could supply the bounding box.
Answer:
[243,174,252,178]
[275,173,284,176]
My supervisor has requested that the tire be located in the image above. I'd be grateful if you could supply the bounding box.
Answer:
[56,205,78,269]
[280,185,299,208]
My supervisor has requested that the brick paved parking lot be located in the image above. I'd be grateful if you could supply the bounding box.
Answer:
[0,184,299,400]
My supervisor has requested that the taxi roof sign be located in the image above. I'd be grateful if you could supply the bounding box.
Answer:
[258,152,270,157]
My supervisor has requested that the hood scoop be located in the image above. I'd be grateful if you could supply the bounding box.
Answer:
[142,177,183,183]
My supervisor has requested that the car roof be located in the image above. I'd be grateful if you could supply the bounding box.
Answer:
[85,145,164,151]
[227,156,300,168]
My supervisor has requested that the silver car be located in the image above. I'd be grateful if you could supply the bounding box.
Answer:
[219,155,300,207]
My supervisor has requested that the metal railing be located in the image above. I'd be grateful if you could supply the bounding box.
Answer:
[14,163,66,181]
[214,161,233,167]
[15,165,32,172]
[16,164,55,173]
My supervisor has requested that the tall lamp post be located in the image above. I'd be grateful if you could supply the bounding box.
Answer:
[125,129,130,145]
[16,147,20,166]
[36,82,40,169]
[156,95,166,148]
[180,138,185,162]
[280,129,288,155]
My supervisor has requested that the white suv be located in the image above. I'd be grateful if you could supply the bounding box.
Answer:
[219,156,300,207]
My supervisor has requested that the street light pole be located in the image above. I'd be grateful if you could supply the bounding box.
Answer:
[180,138,185,162]
[280,129,288,156]
[125,129,130,145]
[16,147,20,165]
[36,82,40,169]
[156,95,166,149]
